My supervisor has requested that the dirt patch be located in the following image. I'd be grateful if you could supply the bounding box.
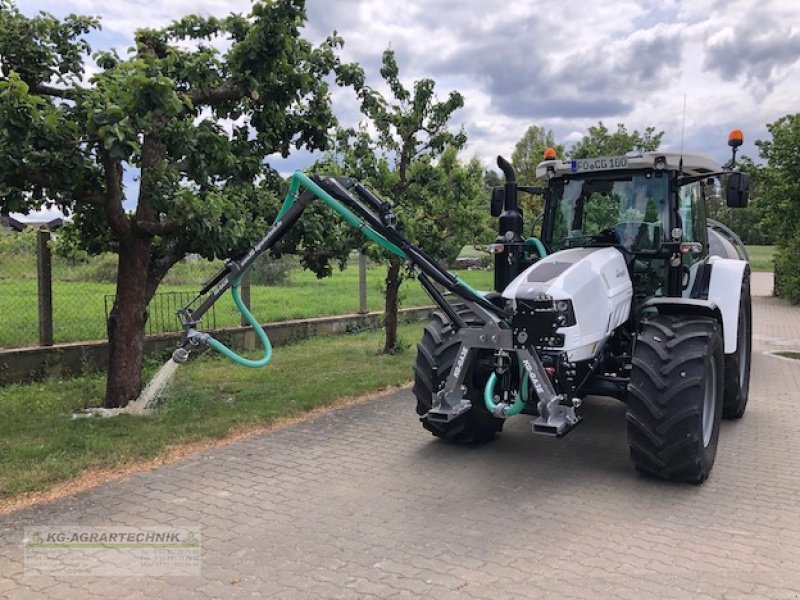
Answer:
[776,351,800,360]
[0,383,411,516]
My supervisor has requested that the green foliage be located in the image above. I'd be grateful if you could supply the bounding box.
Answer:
[713,204,775,245]
[511,125,565,185]
[78,253,118,283]
[358,49,467,188]
[404,147,491,264]
[510,125,565,225]
[0,0,362,269]
[774,235,800,303]
[0,0,366,402]
[312,49,475,351]
[754,113,800,303]
[248,254,301,286]
[583,193,622,237]
[708,157,775,245]
[570,122,664,159]
[330,49,475,247]
[0,227,36,255]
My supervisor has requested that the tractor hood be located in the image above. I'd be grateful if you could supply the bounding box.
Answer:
[502,247,633,361]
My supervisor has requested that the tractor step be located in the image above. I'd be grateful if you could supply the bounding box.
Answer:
[530,414,582,437]
[424,399,472,424]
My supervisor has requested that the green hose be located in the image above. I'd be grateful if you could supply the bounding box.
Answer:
[483,371,525,417]
[483,356,532,418]
[206,275,273,368]
[525,236,547,259]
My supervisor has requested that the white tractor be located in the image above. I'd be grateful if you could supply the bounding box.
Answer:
[414,134,752,482]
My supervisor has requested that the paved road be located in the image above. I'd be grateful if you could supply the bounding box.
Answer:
[2,287,799,599]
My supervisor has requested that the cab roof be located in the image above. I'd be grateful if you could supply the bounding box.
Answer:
[535,151,722,179]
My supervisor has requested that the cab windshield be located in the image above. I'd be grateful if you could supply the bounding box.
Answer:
[547,171,669,253]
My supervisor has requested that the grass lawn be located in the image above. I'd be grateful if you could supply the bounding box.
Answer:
[746,245,775,272]
[0,264,492,348]
[0,322,426,499]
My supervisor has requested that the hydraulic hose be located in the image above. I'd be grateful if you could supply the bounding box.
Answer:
[483,369,526,418]
[526,236,547,259]
[206,275,273,368]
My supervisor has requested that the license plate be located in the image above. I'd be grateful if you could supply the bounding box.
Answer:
[570,156,628,173]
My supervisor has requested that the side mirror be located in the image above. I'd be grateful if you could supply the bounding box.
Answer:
[726,172,750,208]
[490,187,504,217]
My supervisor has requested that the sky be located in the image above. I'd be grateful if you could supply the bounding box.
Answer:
[12,0,800,208]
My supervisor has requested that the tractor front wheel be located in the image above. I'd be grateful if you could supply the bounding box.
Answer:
[626,314,724,483]
[412,308,504,443]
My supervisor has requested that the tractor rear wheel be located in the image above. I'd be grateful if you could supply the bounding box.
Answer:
[722,277,752,419]
[626,314,724,483]
[412,308,504,443]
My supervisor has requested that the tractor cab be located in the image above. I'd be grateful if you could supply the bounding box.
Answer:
[529,150,751,303]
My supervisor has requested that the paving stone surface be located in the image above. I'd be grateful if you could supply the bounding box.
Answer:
[1,292,799,599]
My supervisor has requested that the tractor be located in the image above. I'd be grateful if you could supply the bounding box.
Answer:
[174,132,752,483]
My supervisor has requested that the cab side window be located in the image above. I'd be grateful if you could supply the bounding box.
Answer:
[678,181,708,266]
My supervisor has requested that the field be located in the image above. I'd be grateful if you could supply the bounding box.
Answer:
[746,245,775,272]
[0,253,492,348]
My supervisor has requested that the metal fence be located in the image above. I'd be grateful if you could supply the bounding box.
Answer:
[103,291,217,337]
[0,225,371,351]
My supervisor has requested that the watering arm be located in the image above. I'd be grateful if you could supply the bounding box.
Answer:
[173,172,509,366]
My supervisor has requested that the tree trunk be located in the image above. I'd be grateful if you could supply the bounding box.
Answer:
[104,237,152,408]
[382,256,402,354]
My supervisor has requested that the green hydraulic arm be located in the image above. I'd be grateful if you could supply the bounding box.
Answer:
[172,172,509,367]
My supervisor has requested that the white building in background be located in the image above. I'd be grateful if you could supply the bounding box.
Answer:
[4,206,68,231]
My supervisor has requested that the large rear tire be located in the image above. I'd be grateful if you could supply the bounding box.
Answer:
[722,276,752,419]
[412,308,504,443]
[626,314,724,483]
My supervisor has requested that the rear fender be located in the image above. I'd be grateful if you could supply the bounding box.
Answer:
[706,257,748,354]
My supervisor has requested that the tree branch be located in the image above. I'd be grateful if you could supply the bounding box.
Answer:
[145,246,186,301]
[77,191,106,207]
[134,220,182,236]
[28,83,78,100]
[189,82,244,106]
[100,149,129,238]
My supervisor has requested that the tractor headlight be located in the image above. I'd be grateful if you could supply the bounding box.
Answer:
[556,300,570,313]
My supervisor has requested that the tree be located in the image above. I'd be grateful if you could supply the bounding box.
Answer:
[570,122,663,159]
[709,158,775,246]
[511,125,564,185]
[754,113,800,303]
[0,0,362,406]
[350,49,469,354]
[403,147,492,265]
[510,125,565,233]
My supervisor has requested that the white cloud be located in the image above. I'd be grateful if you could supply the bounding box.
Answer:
[16,0,800,166]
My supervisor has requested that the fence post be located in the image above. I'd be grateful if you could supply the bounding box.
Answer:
[240,270,251,326]
[36,228,54,347]
[358,252,368,314]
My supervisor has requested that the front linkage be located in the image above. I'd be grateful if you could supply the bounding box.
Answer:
[173,172,575,434]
